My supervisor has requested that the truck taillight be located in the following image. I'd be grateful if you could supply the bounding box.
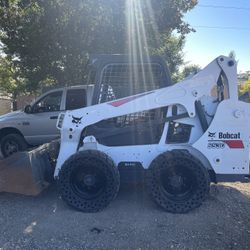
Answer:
[57,113,65,129]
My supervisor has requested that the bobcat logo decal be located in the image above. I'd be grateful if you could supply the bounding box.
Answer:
[72,116,82,124]
[208,132,216,138]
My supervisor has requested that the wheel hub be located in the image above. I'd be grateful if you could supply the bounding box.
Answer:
[83,174,96,187]
[160,165,194,198]
[70,165,107,200]
[5,141,18,156]
[169,175,183,189]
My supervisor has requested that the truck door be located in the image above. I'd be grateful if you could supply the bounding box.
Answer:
[23,90,63,145]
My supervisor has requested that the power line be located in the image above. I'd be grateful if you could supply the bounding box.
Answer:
[198,4,250,11]
[194,25,250,30]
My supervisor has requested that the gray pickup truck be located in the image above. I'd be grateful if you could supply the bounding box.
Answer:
[0,85,94,157]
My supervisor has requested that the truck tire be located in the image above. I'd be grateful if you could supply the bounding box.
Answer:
[1,133,28,158]
[147,150,210,213]
[58,150,120,212]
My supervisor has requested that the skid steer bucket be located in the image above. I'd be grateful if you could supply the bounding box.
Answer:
[0,141,59,196]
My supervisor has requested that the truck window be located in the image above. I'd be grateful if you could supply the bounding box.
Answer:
[66,89,87,110]
[33,91,63,113]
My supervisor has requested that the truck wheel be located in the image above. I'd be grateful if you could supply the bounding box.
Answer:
[147,150,210,213]
[1,133,28,158]
[58,150,120,212]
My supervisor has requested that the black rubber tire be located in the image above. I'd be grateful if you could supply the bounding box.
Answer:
[1,133,28,158]
[147,150,210,213]
[58,150,120,212]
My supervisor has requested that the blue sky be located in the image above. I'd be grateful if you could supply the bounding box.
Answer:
[184,0,250,72]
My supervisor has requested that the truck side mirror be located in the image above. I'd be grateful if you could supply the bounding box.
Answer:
[24,105,32,114]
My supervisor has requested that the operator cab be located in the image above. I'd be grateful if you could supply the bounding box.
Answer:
[84,54,172,146]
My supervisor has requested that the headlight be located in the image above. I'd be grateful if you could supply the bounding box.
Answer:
[57,113,65,129]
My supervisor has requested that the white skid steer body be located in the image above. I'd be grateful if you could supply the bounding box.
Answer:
[54,56,250,213]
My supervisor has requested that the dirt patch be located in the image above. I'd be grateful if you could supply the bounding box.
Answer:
[0,182,249,250]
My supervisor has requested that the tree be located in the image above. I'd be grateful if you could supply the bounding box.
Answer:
[152,34,185,76]
[0,55,27,110]
[239,77,250,96]
[0,0,197,91]
[172,63,201,83]
[182,64,201,78]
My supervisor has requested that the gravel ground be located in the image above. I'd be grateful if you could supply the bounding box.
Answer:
[0,182,250,250]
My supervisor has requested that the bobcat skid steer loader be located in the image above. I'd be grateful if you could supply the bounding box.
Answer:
[54,55,250,213]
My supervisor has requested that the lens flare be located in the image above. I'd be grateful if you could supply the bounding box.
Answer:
[126,0,161,141]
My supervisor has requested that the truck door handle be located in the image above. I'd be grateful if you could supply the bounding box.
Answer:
[50,116,58,120]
